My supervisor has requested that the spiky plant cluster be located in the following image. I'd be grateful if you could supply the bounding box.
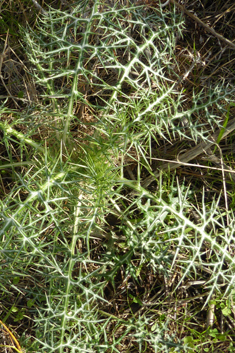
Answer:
[1,0,235,352]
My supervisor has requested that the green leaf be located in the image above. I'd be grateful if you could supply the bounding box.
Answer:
[222,306,231,316]
[18,91,24,98]
[13,277,20,285]
[213,102,235,153]
[208,328,218,338]
[128,293,142,305]
[27,299,35,308]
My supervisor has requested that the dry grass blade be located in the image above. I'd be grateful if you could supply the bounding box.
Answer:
[0,31,20,109]
[142,117,235,189]
[0,319,23,353]
[170,0,235,50]
[31,0,48,15]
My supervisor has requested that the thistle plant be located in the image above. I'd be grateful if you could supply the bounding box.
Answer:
[1,0,235,352]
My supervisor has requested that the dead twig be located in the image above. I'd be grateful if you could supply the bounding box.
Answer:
[141,117,235,189]
[0,31,20,109]
[170,0,235,50]
[31,0,48,16]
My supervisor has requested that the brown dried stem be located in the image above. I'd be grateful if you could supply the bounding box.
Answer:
[170,0,235,50]
[141,117,235,189]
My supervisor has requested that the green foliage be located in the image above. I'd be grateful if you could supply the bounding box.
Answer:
[1,0,235,352]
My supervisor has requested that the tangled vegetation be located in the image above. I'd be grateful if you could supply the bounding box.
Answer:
[1,0,235,352]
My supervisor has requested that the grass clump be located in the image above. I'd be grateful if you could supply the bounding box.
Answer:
[1,0,235,352]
